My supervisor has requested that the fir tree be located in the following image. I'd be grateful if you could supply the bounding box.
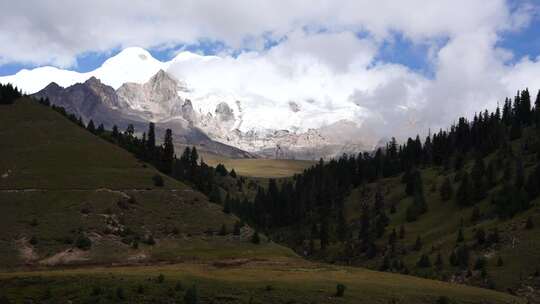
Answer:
[440,176,453,201]
[455,173,473,206]
[456,228,465,243]
[87,120,96,133]
[435,252,444,270]
[161,129,174,174]
[414,235,422,251]
[417,254,432,268]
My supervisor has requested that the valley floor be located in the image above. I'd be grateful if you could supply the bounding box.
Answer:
[0,258,523,304]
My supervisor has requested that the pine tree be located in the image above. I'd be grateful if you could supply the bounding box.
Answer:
[161,129,174,174]
[337,211,349,242]
[414,235,422,251]
[320,219,329,250]
[440,176,453,201]
[470,206,481,223]
[449,250,458,266]
[112,125,119,138]
[87,120,96,133]
[380,255,391,271]
[475,227,486,245]
[456,228,465,243]
[233,221,242,236]
[146,122,156,160]
[435,252,444,270]
[417,254,432,268]
[388,228,397,245]
[229,169,237,178]
[96,123,105,134]
[456,173,472,206]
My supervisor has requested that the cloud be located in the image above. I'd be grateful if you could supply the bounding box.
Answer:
[0,0,539,142]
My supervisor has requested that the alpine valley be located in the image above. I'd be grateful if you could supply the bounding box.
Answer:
[1,47,372,160]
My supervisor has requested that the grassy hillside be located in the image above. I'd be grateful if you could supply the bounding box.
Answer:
[204,154,315,178]
[306,130,540,300]
[0,99,182,190]
[0,99,287,268]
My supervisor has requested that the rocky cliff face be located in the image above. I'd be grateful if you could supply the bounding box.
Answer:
[33,69,370,160]
[32,73,255,159]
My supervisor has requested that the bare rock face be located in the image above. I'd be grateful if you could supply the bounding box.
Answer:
[33,72,256,159]
[215,102,234,122]
[34,69,370,160]
[33,77,126,122]
[117,70,188,120]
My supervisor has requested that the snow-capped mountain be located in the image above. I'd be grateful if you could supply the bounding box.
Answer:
[0,47,374,159]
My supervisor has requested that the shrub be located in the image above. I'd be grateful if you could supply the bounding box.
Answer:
[29,236,38,245]
[335,283,346,297]
[474,257,487,270]
[145,235,156,245]
[219,224,228,236]
[152,174,164,187]
[417,254,432,268]
[184,285,199,304]
[75,235,92,250]
[116,287,125,300]
[157,274,165,283]
[91,286,102,296]
[233,221,242,236]
[436,296,450,304]
[251,231,260,244]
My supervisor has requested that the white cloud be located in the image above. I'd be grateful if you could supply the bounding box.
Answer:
[0,0,539,142]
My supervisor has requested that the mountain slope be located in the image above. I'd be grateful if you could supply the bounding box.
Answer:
[0,98,282,268]
[0,99,523,304]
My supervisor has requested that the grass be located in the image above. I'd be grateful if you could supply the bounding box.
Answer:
[0,100,289,269]
[0,261,523,303]
[204,154,315,178]
[339,151,540,294]
[0,99,180,190]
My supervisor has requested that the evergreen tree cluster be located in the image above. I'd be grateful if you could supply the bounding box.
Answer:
[0,83,23,105]
[233,89,540,231]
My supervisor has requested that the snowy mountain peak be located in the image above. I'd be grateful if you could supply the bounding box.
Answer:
[1,46,374,159]
[102,47,157,67]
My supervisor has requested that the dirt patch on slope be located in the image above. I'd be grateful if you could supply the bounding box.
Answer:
[39,248,90,266]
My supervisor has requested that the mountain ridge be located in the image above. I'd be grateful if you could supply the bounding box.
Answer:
[2,47,374,159]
